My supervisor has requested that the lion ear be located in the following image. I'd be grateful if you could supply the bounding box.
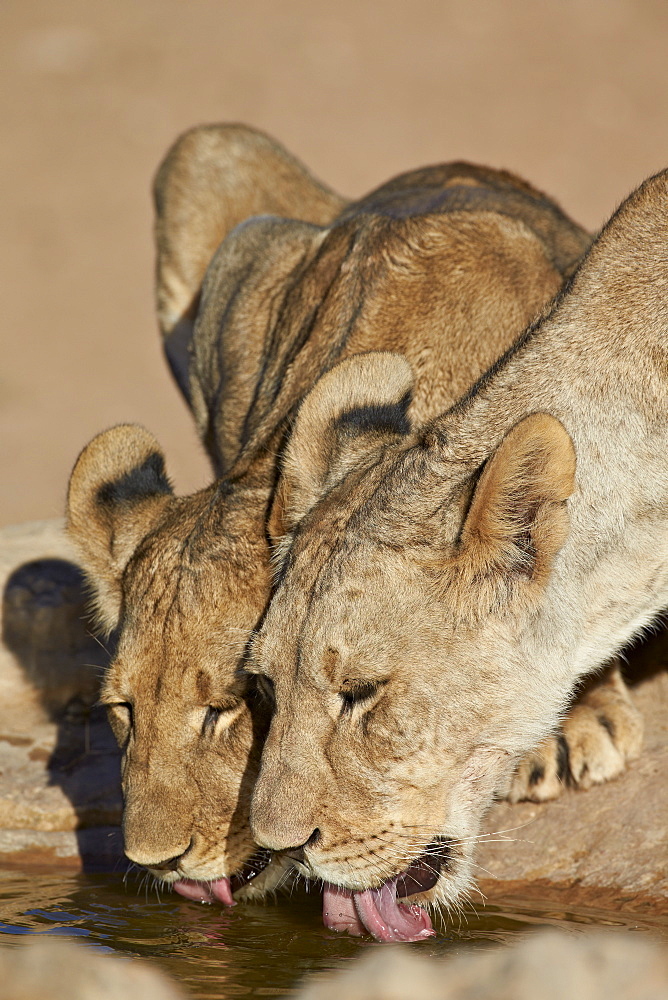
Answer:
[450,413,576,616]
[154,124,345,402]
[268,352,414,542]
[66,424,174,633]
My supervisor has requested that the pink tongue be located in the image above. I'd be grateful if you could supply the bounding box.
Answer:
[322,884,366,936]
[172,878,235,906]
[322,880,434,942]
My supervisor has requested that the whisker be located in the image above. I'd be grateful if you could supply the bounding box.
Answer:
[466,859,499,879]
[85,629,110,654]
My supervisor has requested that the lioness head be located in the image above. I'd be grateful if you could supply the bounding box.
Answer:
[249,353,576,940]
[67,424,282,900]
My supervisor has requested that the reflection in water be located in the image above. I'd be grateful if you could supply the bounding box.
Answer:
[0,871,665,999]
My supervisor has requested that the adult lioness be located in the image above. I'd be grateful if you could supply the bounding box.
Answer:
[248,170,667,940]
[66,124,590,903]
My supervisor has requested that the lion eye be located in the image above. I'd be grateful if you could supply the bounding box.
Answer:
[203,706,223,734]
[201,702,241,736]
[106,702,132,747]
[254,675,275,706]
[339,680,382,716]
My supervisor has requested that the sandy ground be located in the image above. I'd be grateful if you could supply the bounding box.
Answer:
[2,0,668,527]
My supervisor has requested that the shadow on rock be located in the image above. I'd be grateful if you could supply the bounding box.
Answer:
[2,556,126,872]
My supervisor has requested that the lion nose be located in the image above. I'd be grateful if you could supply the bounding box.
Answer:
[124,836,194,872]
[251,766,321,850]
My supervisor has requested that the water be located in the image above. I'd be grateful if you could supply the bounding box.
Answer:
[0,870,665,998]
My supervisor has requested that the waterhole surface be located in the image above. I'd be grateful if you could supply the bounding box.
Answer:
[0,870,665,998]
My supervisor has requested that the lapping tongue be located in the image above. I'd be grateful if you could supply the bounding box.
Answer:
[172,873,434,941]
[322,846,445,941]
[170,846,442,943]
[170,848,272,905]
[172,878,235,905]
[322,839,450,941]
[323,879,433,942]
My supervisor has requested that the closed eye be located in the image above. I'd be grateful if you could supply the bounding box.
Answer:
[339,680,386,716]
[202,705,222,734]
[200,701,243,736]
[254,675,275,706]
[105,701,132,748]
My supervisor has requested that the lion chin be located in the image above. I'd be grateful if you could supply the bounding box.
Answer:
[285,838,473,943]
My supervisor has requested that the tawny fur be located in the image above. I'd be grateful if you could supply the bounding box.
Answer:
[249,170,665,913]
[66,123,591,892]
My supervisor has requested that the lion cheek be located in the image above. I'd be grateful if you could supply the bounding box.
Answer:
[444,747,515,833]
[461,747,515,790]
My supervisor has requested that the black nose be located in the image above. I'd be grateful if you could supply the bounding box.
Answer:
[136,836,194,873]
[148,852,186,872]
[285,828,321,864]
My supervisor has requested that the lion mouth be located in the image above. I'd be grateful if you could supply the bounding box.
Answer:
[322,839,450,942]
[170,848,273,906]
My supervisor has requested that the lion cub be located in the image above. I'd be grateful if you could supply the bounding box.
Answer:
[66,124,589,904]
[248,170,666,940]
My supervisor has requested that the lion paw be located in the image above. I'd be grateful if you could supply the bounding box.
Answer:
[506,662,643,804]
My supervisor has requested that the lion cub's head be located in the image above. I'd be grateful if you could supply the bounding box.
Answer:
[248,354,576,939]
[67,425,281,900]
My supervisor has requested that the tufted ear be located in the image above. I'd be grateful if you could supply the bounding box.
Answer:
[268,352,414,543]
[66,424,174,634]
[447,413,576,618]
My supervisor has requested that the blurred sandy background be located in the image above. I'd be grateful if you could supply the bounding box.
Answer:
[2,0,667,526]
